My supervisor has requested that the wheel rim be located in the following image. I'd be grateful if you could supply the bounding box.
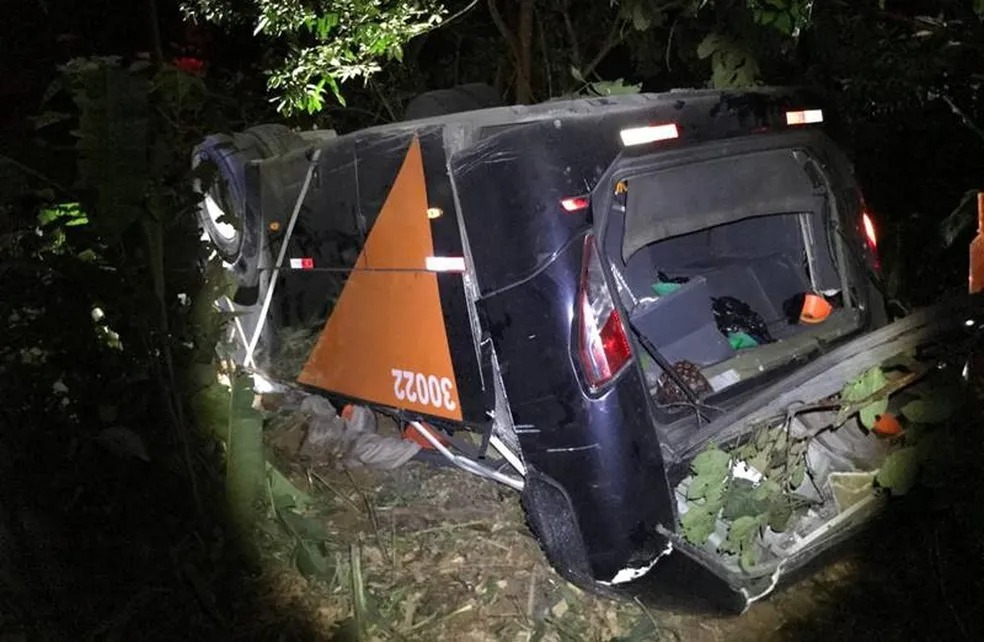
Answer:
[203,188,238,242]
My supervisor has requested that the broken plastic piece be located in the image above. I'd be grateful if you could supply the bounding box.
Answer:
[601,541,673,585]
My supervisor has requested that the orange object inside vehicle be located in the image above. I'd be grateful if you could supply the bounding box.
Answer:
[800,293,833,324]
[872,412,903,437]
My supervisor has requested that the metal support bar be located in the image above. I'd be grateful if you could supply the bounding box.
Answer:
[489,433,526,477]
[244,148,323,368]
[407,422,524,491]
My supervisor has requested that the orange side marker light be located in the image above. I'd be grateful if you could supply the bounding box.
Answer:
[971,192,984,294]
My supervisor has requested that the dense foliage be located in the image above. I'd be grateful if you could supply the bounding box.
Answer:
[3,0,984,638]
[180,0,448,114]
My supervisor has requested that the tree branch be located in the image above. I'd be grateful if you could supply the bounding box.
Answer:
[581,17,626,81]
[487,0,522,66]
[939,93,984,143]
[535,2,552,98]
[516,0,534,103]
[487,0,534,103]
[559,0,581,71]
[145,0,163,66]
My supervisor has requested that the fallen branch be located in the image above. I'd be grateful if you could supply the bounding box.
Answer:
[344,468,391,565]
[831,368,926,429]
[309,468,363,513]
[407,520,489,537]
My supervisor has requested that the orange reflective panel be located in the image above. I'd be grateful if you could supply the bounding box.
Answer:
[297,138,463,420]
[971,192,984,294]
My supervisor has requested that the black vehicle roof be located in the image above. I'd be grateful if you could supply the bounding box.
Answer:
[326,86,820,148]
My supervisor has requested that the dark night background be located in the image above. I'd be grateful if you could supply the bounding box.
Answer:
[3,0,984,640]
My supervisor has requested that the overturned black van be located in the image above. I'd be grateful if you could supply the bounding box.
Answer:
[194,87,905,609]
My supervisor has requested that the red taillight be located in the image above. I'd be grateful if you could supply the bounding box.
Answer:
[861,211,880,271]
[561,196,590,212]
[577,235,632,389]
[862,211,877,249]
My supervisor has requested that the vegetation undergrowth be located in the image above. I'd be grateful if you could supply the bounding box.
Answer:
[4,1,984,640]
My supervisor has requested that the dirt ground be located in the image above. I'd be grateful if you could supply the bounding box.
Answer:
[253,404,887,642]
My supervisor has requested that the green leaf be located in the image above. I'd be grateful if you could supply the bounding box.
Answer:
[588,79,642,96]
[612,617,657,642]
[720,516,762,570]
[95,427,150,462]
[280,510,329,542]
[741,545,758,571]
[789,461,807,489]
[767,498,793,532]
[227,372,265,528]
[754,479,781,502]
[268,464,313,511]
[697,33,722,60]
[295,540,333,580]
[773,12,793,34]
[842,367,887,402]
[754,427,770,450]
[190,383,231,439]
[38,202,87,227]
[687,445,730,500]
[680,503,718,545]
[722,479,764,520]
[901,393,957,424]
[704,481,726,507]
[875,447,920,495]
[692,445,730,477]
[860,399,889,429]
[631,3,651,30]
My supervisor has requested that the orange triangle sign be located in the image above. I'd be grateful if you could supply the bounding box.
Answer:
[297,138,463,421]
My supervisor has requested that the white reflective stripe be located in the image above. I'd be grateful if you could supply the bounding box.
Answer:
[489,434,526,476]
[619,123,679,146]
[786,109,823,125]
[425,256,466,272]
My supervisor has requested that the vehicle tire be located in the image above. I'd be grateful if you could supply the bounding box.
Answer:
[193,133,247,264]
[192,125,304,305]
[245,123,304,157]
[403,83,504,120]
[521,468,619,599]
